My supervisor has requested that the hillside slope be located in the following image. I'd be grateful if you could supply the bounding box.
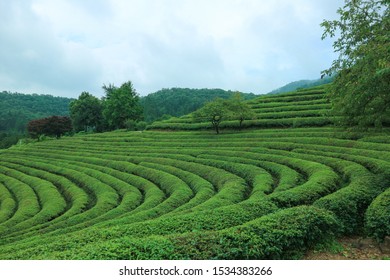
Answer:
[148,85,336,131]
[0,91,73,134]
[0,125,389,259]
[140,88,257,122]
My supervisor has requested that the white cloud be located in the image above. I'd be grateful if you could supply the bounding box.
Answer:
[0,0,344,97]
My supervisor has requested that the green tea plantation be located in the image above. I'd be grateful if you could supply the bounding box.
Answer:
[0,86,389,259]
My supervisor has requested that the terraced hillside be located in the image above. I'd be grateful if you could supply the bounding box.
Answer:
[0,86,389,260]
[148,86,338,130]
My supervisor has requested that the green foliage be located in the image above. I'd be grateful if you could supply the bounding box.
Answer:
[27,116,73,139]
[167,206,339,260]
[190,94,255,133]
[124,119,137,131]
[150,85,333,131]
[125,120,148,131]
[226,92,256,128]
[365,187,390,240]
[135,121,147,131]
[102,81,143,130]
[0,181,16,224]
[69,92,103,132]
[0,124,389,259]
[192,98,231,134]
[0,133,23,149]
[0,171,41,232]
[321,0,390,128]
[140,88,256,122]
[0,91,72,134]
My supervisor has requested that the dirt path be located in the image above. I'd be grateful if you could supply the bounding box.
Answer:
[304,236,390,260]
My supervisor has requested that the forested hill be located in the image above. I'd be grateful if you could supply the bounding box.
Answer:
[140,88,257,122]
[0,91,73,133]
[0,88,256,134]
[267,76,334,95]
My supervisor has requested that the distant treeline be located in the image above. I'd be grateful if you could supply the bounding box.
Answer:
[0,91,73,133]
[141,88,257,122]
[0,132,22,149]
[0,88,256,146]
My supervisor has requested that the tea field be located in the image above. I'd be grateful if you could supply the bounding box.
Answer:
[0,86,389,259]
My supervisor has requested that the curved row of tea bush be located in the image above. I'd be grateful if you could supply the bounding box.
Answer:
[0,100,389,259]
[1,128,389,258]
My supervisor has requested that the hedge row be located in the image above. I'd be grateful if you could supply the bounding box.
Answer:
[0,124,388,259]
[252,103,331,113]
[0,164,67,233]
[0,181,16,224]
[30,206,339,260]
[147,116,336,131]
[248,98,328,109]
[365,187,390,240]
[0,171,40,234]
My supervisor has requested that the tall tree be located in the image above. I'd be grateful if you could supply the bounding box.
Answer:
[69,92,103,132]
[102,81,143,130]
[321,0,390,128]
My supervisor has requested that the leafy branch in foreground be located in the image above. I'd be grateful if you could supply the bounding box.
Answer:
[321,0,390,128]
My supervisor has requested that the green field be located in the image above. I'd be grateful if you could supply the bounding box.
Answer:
[0,86,389,259]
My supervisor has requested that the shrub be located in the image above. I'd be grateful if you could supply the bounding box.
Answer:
[135,121,147,131]
[27,116,72,139]
[167,206,340,260]
[365,188,390,241]
[124,119,137,131]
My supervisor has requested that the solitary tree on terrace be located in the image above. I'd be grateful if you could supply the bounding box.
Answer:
[193,98,231,134]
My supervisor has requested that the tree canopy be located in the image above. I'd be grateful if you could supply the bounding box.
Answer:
[193,98,230,134]
[69,91,103,132]
[322,0,390,128]
[193,94,255,133]
[0,91,72,134]
[226,92,255,129]
[27,116,72,139]
[102,81,143,130]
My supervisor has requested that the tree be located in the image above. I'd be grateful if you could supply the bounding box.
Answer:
[27,118,47,139]
[27,116,72,139]
[321,0,390,128]
[226,92,255,129]
[69,92,103,132]
[193,98,231,134]
[102,81,143,130]
[44,116,73,138]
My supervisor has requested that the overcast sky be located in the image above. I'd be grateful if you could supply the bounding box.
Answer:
[0,0,344,98]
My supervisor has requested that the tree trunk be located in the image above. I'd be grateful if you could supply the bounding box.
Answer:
[212,120,220,134]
